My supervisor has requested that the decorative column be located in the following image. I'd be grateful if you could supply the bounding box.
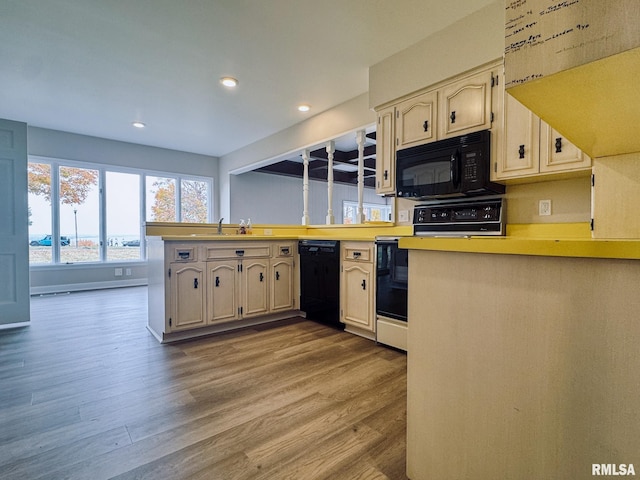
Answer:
[301,149,310,225]
[325,140,335,224]
[356,130,366,224]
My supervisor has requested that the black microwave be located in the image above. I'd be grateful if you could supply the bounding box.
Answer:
[396,130,504,200]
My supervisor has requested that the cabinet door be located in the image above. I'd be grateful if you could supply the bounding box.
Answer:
[539,123,591,173]
[169,263,206,331]
[439,70,493,138]
[375,106,396,195]
[242,259,269,317]
[495,93,541,179]
[340,262,374,332]
[270,258,294,313]
[207,260,239,324]
[396,90,437,149]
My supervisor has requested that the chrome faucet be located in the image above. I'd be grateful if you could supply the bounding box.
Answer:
[217,218,224,234]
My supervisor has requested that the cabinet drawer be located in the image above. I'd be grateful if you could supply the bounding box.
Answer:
[171,245,198,262]
[273,243,294,257]
[206,243,271,260]
[342,242,373,262]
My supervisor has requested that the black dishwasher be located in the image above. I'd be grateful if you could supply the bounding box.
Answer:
[298,239,342,329]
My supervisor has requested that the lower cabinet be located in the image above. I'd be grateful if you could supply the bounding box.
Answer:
[270,257,294,313]
[169,262,207,331]
[207,260,239,323]
[149,240,299,341]
[206,256,270,324]
[340,242,375,338]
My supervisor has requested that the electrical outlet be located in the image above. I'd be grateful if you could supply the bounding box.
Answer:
[114,268,123,276]
[263,229,272,236]
[125,268,132,276]
[398,210,410,222]
[539,199,552,216]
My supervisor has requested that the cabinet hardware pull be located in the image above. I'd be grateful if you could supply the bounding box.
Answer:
[281,248,290,255]
[235,249,245,256]
[361,279,366,290]
[215,276,220,287]
[423,120,429,132]
[276,271,280,280]
[178,251,190,259]
[353,251,361,258]
[259,272,264,282]
[555,137,563,153]
[383,169,388,180]
[450,111,456,124]
[194,278,198,289]
[518,144,525,159]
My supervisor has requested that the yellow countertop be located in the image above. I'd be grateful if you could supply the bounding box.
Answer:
[399,223,640,260]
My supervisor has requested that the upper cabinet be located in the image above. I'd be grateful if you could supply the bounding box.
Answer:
[494,93,591,181]
[395,90,437,150]
[439,69,494,139]
[375,61,502,196]
[375,106,396,195]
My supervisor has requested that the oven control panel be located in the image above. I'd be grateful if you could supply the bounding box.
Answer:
[413,198,505,236]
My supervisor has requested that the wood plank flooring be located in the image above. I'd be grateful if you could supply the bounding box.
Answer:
[0,287,408,479]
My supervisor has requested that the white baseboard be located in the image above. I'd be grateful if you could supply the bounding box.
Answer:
[30,279,147,296]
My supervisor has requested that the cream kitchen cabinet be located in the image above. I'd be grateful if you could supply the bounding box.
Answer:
[168,261,207,331]
[270,243,295,313]
[375,61,502,196]
[375,105,396,195]
[494,93,591,180]
[206,244,270,323]
[147,238,300,343]
[340,242,375,340]
[438,68,495,139]
[395,90,437,150]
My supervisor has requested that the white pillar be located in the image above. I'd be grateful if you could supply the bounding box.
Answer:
[325,140,335,224]
[301,149,310,225]
[356,130,366,224]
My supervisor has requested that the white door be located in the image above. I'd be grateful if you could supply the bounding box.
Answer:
[0,119,30,326]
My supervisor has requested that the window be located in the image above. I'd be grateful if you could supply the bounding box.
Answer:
[107,171,141,261]
[28,157,213,265]
[59,166,100,263]
[343,200,392,224]
[146,176,176,222]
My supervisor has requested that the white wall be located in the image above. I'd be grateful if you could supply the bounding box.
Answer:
[369,0,504,109]
[219,93,376,221]
[230,171,387,225]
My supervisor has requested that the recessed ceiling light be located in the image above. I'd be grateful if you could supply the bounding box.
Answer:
[220,77,238,88]
[297,104,311,112]
[132,121,146,128]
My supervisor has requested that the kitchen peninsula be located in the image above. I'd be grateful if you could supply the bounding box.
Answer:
[145,222,410,343]
[400,228,640,479]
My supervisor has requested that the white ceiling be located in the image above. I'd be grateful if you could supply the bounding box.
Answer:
[0,0,495,158]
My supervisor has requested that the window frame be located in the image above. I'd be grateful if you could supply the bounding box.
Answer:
[28,155,213,267]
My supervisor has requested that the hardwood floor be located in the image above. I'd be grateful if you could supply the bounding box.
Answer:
[0,287,408,479]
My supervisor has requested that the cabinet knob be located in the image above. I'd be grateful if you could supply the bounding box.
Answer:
[215,276,220,287]
[361,279,366,290]
[276,271,280,281]
[555,137,563,153]
[194,278,199,289]
[450,111,456,124]
[518,144,525,159]
[423,120,429,132]
[259,272,264,282]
